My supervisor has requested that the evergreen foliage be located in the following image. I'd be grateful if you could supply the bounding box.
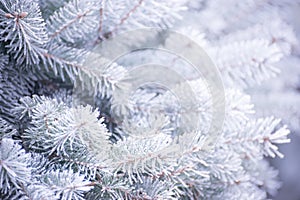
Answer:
[0,0,297,199]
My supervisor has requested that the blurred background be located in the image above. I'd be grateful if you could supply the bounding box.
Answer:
[177,1,300,199]
[250,5,300,200]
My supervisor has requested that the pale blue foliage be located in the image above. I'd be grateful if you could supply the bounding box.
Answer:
[47,0,100,46]
[0,57,38,123]
[40,169,93,200]
[0,138,31,194]
[0,0,296,199]
[0,0,48,66]
[0,118,17,139]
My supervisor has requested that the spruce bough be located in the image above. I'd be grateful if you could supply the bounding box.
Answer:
[0,0,296,199]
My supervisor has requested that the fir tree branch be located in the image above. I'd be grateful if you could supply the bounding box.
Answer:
[49,9,93,39]
[0,138,32,194]
[208,39,284,87]
[104,0,144,39]
[0,0,48,66]
[223,117,290,158]
[46,0,100,46]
